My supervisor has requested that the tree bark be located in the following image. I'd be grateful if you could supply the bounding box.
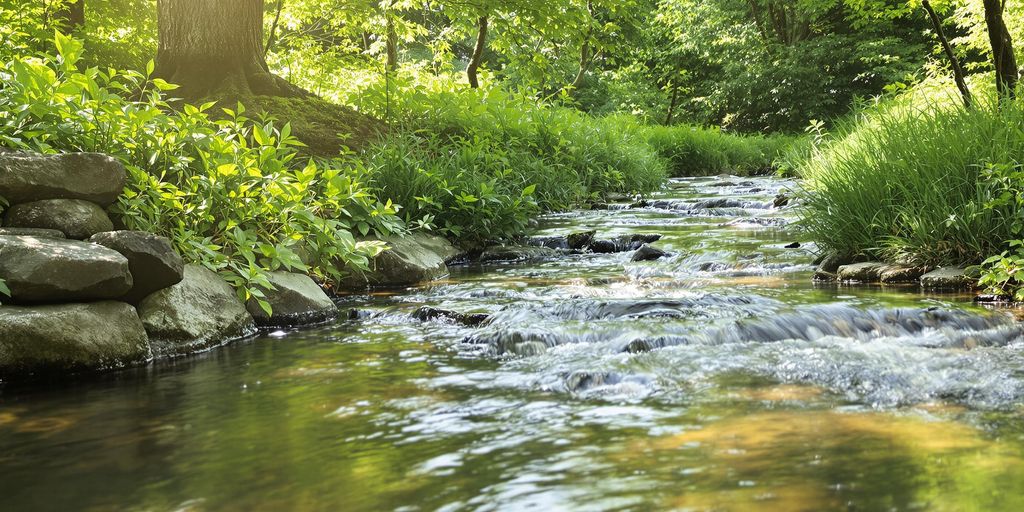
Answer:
[983,0,1019,100]
[922,0,972,108]
[154,0,306,101]
[467,16,488,89]
[665,84,681,125]
[54,0,85,34]
[386,15,399,72]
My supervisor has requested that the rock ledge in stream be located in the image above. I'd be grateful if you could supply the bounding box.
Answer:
[837,262,927,284]
[480,245,559,263]
[342,233,463,289]
[137,265,255,357]
[246,272,337,327]
[920,267,977,290]
[412,307,490,326]
[0,301,151,378]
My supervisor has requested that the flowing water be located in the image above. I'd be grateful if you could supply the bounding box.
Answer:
[4,177,1024,511]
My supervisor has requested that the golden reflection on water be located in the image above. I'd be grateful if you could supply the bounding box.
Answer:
[631,409,1024,512]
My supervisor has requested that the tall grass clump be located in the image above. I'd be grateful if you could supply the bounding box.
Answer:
[362,86,667,241]
[797,88,1024,267]
[646,125,797,177]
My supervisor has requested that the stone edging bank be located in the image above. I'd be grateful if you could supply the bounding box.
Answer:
[0,152,339,382]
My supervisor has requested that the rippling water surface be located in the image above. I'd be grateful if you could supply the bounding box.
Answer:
[3,177,1024,511]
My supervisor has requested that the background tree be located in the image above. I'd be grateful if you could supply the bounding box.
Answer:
[153,0,306,100]
[982,0,1018,98]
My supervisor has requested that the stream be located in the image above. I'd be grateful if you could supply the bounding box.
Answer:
[3,176,1024,511]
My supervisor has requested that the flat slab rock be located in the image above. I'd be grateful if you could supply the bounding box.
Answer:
[89,231,184,304]
[0,227,66,239]
[920,267,977,290]
[0,301,151,378]
[479,245,559,263]
[138,265,255,357]
[0,152,127,207]
[837,262,927,284]
[3,199,114,240]
[0,235,132,303]
[246,271,337,327]
[343,233,463,288]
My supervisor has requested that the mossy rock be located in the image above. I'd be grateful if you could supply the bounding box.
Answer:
[223,95,386,158]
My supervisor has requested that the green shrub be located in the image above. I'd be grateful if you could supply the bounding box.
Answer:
[0,34,400,309]
[359,85,666,242]
[797,88,1024,267]
[645,124,796,177]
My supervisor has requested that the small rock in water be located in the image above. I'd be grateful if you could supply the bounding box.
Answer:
[566,230,596,251]
[773,194,791,208]
[631,244,669,262]
[785,242,801,249]
[412,306,489,327]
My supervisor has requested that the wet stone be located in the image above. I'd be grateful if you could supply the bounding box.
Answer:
[631,244,669,262]
[412,307,489,327]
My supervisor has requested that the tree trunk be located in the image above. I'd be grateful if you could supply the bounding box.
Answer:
[983,0,1019,100]
[386,15,399,72]
[665,84,681,125]
[54,0,85,34]
[568,1,595,94]
[154,0,306,101]
[922,0,972,108]
[467,16,488,89]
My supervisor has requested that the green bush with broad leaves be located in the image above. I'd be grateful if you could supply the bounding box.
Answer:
[0,33,400,311]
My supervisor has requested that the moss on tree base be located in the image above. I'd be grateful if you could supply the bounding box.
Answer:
[223,95,386,158]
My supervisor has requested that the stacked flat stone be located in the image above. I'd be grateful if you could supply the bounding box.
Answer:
[0,152,345,381]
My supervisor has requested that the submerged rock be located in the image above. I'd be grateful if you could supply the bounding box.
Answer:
[0,152,127,207]
[138,265,255,356]
[246,271,337,327]
[88,231,185,304]
[3,199,114,239]
[343,233,462,288]
[921,267,977,290]
[0,301,151,378]
[479,245,559,263]
[631,244,669,262]
[0,236,132,303]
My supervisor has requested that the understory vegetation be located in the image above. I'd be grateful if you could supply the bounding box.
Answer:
[798,81,1024,298]
[3,0,1024,300]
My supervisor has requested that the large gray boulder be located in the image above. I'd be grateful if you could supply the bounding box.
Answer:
[246,271,336,327]
[0,301,151,377]
[0,152,127,207]
[0,236,133,303]
[342,233,463,288]
[137,265,255,356]
[88,231,184,304]
[3,199,114,239]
